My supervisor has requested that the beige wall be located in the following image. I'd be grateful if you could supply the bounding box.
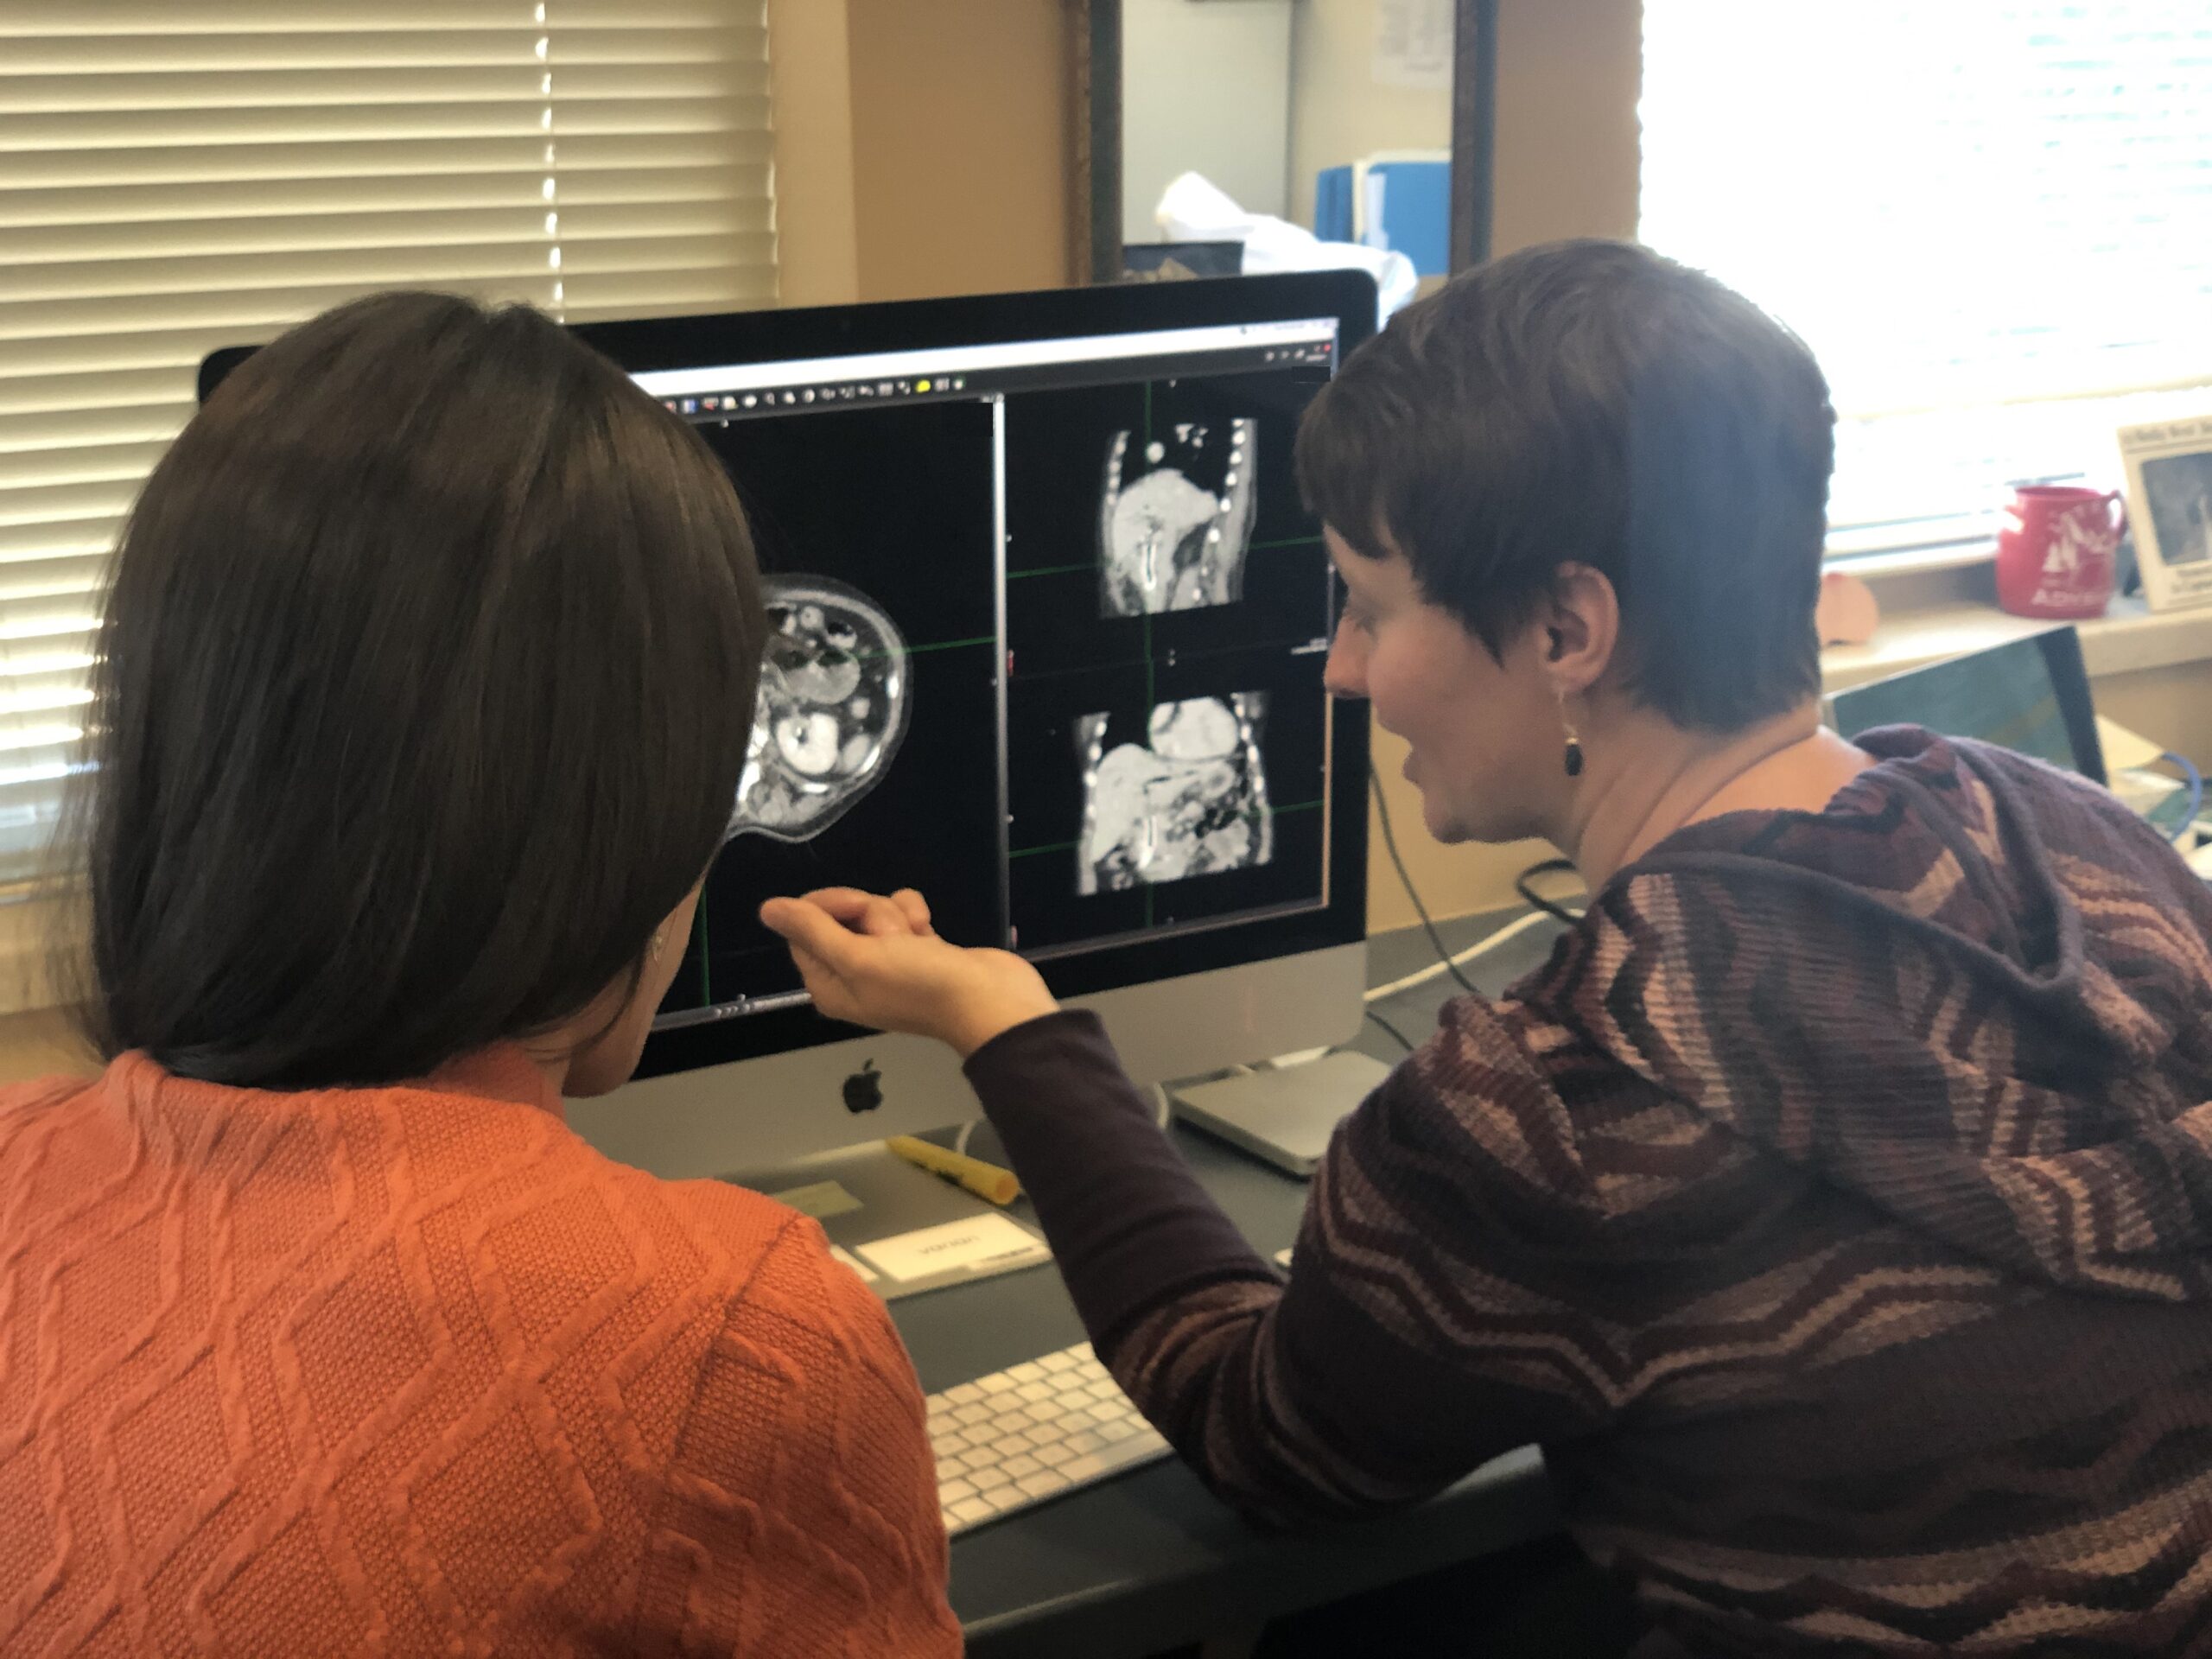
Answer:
[764,0,861,308]
[1287,0,1454,232]
[767,0,1075,309]
[844,0,1076,303]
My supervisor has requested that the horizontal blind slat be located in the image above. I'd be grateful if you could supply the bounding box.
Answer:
[0,3,758,31]
[2,25,765,73]
[0,94,770,150]
[0,199,771,270]
[0,130,772,188]
[0,164,769,226]
[0,60,769,113]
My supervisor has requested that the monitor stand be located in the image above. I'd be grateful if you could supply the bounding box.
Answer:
[730,1140,1053,1302]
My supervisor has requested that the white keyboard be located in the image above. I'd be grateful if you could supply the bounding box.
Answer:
[928,1340,1173,1535]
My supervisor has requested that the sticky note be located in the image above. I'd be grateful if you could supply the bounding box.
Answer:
[770,1179,863,1221]
[856,1213,1051,1283]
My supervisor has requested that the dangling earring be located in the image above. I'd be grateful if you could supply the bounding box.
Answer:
[649,927,666,963]
[1560,708,1585,779]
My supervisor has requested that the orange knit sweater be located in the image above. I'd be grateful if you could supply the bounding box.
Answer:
[0,1047,961,1657]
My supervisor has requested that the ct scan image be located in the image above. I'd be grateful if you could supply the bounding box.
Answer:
[1006,648,1328,955]
[1076,693,1273,894]
[732,575,912,842]
[1003,370,1332,680]
[653,397,1002,1039]
[1097,417,1258,617]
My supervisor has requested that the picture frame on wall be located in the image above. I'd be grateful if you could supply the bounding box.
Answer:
[2119,411,2212,613]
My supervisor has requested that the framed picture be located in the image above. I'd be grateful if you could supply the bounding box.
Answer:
[2119,411,2212,612]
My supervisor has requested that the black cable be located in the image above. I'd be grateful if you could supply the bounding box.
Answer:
[1369,769,1482,997]
[1364,1007,1415,1053]
[1514,856,1585,925]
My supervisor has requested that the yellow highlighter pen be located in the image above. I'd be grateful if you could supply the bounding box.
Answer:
[885,1135,1021,1207]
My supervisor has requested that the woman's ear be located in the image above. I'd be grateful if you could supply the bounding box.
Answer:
[1537,562,1621,701]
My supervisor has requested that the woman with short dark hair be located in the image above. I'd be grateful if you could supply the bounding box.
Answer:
[765,241,2212,1654]
[0,293,959,1656]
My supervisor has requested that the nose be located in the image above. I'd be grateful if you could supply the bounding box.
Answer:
[1323,626,1367,701]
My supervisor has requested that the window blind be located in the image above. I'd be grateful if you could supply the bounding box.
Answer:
[0,1,778,885]
[1639,2,2212,556]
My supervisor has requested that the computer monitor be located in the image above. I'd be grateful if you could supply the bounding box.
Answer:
[204,273,1376,1175]
[1826,626,2107,785]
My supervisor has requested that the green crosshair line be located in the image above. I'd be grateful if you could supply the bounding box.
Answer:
[855,632,996,664]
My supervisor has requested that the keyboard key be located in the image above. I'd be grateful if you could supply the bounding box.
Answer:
[971,1462,1014,1493]
[1002,1452,1042,1479]
[1041,1351,1077,1372]
[954,1402,992,1426]
[950,1497,996,1526]
[939,1478,976,1505]
[1033,1441,1075,1468]
[1017,1381,1054,1402]
[1017,1470,1071,1499]
[980,1372,1019,1394]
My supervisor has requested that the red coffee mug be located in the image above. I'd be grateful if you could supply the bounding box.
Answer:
[1994,485,2125,620]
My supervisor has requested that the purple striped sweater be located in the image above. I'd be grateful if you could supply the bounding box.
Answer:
[964,728,2212,1654]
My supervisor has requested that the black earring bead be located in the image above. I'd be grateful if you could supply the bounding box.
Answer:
[1564,737,1585,779]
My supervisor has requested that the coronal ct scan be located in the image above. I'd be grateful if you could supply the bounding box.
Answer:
[730,575,911,842]
[1097,418,1258,616]
[1076,693,1273,894]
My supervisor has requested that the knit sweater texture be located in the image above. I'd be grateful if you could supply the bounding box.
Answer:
[0,1045,960,1657]
[966,728,2212,1654]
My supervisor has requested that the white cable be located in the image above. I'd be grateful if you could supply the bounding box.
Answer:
[1363,905,1576,1005]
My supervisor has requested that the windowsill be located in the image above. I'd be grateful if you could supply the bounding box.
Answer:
[0,893,67,1024]
[1821,592,2212,691]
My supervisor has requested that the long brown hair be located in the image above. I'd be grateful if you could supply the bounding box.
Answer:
[67,292,765,1087]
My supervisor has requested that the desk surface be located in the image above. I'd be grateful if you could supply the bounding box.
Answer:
[890,909,1570,1659]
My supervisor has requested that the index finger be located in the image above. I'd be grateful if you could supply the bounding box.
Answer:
[758,896,870,972]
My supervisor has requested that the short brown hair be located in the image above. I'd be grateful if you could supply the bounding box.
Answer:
[70,292,766,1087]
[1297,238,1835,732]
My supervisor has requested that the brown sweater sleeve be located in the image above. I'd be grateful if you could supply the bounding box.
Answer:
[965,1009,1617,1529]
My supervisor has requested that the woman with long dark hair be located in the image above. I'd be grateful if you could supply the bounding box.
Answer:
[0,293,958,1656]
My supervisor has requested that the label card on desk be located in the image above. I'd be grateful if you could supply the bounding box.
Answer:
[828,1243,880,1284]
[858,1213,1051,1283]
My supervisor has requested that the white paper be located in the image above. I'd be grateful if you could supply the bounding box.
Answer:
[1373,0,1453,92]
[828,1243,879,1284]
[856,1213,1051,1283]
